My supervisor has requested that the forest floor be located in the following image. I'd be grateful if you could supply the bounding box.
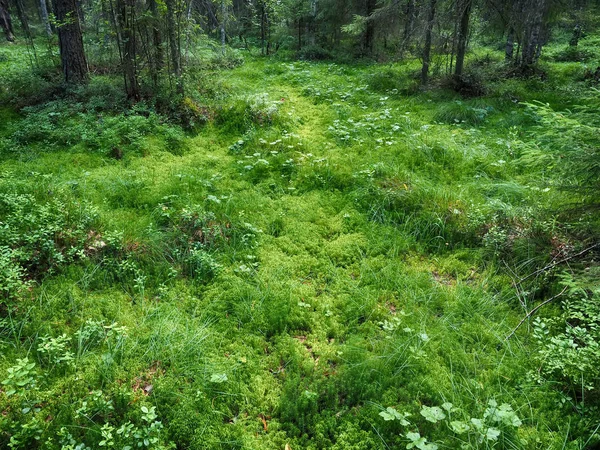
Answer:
[1,40,600,449]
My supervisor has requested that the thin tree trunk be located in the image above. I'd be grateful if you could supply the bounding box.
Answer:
[166,0,183,94]
[260,2,265,55]
[220,0,225,54]
[505,26,515,62]
[421,0,436,85]
[364,0,376,55]
[454,0,471,78]
[0,0,15,41]
[117,0,139,99]
[401,0,415,55]
[39,0,52,36]
[147,0,162,83]
[53,0,89,83]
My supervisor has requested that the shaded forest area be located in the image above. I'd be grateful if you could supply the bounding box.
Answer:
[1,0,600,449]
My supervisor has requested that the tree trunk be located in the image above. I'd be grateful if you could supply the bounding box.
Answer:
[147,0,163,83]
[116,0,139,99]
[260,2,265,55]
[421,0,436,85]
[363,0,376,55]
[0,0,15,41]
[220,0,225,54]
[401,0,416,55]
[39,0,52,36]
[454,0,471,78]
[53,0,89,83]
[520,0,547,68]
[505,27,515,62]
[166,0,183,94]
[569,24,581,47]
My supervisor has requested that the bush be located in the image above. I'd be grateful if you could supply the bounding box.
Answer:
[551,46,595,62]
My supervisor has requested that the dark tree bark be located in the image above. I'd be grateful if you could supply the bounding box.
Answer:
[0,0,15,41]
[569,24,582,46]
[454,0,472,78]
[363,0,376,55]
[520,0,548,68]
[421,0,437,85]
[401,0,416,54]
[166,0,183,94]
[147,0,163,83]
[53,0,89,83]
[116,0,139,99]
[505,26,515,62]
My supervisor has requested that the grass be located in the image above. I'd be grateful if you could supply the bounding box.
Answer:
[0,38,599,449]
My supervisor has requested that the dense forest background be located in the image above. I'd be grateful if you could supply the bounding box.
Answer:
[1,0,600,448]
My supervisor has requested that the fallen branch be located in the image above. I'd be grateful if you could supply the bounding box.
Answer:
[505,286,568,341]
[518,243,600,284]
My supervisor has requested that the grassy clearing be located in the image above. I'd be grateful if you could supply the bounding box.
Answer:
[1,41,599,449]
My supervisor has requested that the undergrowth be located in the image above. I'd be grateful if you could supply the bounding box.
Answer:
[1,38,599,450]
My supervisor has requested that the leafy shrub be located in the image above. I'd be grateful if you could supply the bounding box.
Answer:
[551,46,595,62]
[533,273,600,393]
[0,193,99,314]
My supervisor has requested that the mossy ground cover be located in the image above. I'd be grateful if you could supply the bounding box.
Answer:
[1,40,599,449]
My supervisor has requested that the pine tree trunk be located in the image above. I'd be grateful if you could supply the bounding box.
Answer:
[147,0,163,83]
[0,0,15,41]
[220,0,225,54]
[401,0,416,55]
[454,0,471,78]
[421,0,437,85]
[363,0,376,55]
[53,0,89,83]
[39,0,52,36]
[117,0,139,99]
[166,0,183,94]
[505,27,515,62]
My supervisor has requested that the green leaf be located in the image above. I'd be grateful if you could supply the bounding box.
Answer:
[210,373,228,383]
[485,427,501,441]
[420,406,446,423]
[379,407,410,425]
[450,421,470,434]
[441,402,453,412]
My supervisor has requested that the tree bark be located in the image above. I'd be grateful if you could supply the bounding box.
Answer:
[520,0,547,68]
[363,0,376,55]
[454,0,471,78]
[116,0,139,99]
[147,0,163,83]
[421,0,437,85]
[220,0,226,54]
[53,0,89,83]
[166,0,183,94]
[401,0,416,55]
[505,26,515,62]
[39,0,52,36]
[0,0,15,41]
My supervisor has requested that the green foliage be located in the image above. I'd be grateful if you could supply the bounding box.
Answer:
[533,273,600,394]
[2,39,600,449]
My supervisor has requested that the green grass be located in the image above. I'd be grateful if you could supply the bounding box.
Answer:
[0,39,599,450]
